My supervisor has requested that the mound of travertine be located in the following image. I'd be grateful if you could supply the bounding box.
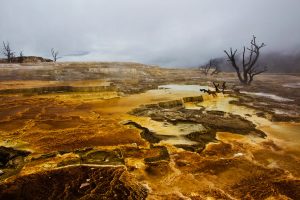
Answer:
[0,166,148,200]
[129,103,266,138]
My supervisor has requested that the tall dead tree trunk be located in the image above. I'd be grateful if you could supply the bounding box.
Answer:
[224,36,267,85]
[2,42,14,63]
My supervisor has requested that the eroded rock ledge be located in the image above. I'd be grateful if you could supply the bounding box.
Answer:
[0,166,148,200]
[129,103,266,138]
[0,146,31,180]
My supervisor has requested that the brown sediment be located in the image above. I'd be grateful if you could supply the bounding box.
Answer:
[230,170,300,200]
[144,146,170,163]
[202,142,233,157]
[172,150,300,199]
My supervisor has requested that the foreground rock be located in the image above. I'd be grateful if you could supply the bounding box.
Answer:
[0,146,30,167]
[0,166,148,200]
[0,146,31,180]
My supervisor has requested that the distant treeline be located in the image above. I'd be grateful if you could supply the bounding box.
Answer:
[208,51,300,73]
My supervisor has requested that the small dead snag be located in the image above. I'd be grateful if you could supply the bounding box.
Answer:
[199,59,221,76]
[200,82,226,96]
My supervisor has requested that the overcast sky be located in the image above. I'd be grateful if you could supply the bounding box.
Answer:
[1,0,300,66]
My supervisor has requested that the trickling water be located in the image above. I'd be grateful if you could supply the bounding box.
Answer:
[240,91,294,102]
[282,82,300,88]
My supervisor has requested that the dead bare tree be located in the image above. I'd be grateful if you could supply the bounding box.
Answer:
[19,51,24,63]
[213,82,226,93]
[221,82,226,93]
[224,35,267,85]
[51,48,59,62]
[200,59,221,76]
[2,41,15,63]
[213,82,220,93]
[211,65,220,75]
[199,60,211,76]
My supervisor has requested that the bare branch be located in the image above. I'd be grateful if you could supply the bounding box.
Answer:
[2,41,15,63]
[211,66,220,75]
[213,82,220,93]
[224,35,267,85]
[221,82,226,93]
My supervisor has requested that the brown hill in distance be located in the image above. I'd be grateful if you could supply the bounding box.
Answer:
[0,56,52,63]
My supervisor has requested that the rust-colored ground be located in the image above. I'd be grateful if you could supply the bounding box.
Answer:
[0,63,300,199]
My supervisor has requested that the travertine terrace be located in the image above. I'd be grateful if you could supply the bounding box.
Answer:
[0,62,300,199]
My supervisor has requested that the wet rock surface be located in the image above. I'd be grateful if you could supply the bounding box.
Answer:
[126,100,270,158]
[124,121,162,144]
[130,103,266,138]
[230,92,300,122]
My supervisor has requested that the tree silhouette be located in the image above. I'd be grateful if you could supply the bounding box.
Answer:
[51,48,59,62]
[224,35,267,85]
[2,41,14,63]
